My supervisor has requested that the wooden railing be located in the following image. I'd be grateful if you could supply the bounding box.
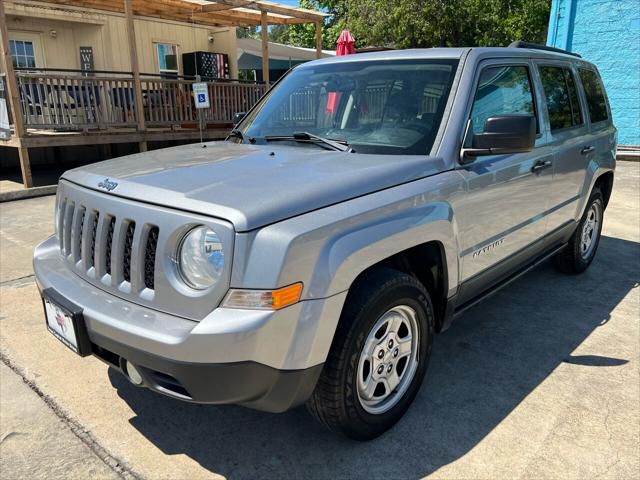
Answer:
[140,77,267,127]
[13,69,267,131]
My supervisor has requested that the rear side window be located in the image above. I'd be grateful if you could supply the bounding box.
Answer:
[469,65,537,136]
[539,66,584,131]
[579,68,609,123]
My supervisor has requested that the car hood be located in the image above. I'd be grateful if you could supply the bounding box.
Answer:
[62,142,448,232]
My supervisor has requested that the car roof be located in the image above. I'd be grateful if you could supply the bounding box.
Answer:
[304,48,468,66]
[301,46,588,68]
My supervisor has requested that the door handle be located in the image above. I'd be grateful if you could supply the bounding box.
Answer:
[531,159,552,173]
[581,146,595,155]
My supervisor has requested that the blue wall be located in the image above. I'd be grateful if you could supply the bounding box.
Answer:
[547,0,640,146]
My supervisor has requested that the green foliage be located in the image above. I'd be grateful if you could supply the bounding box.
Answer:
[344,0,551,48]
[270,0,345,49]
[236,26,259,39]
[256,0,550,50]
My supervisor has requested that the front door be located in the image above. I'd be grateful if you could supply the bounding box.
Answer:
[456,60,554,296]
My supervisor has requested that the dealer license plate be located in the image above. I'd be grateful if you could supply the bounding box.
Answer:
[44,295,80,353]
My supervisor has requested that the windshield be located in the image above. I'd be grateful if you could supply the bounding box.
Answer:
[237,59,459,155]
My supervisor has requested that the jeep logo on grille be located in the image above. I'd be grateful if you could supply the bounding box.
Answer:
[97,178,118,192]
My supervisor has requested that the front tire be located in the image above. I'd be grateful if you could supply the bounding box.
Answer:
[553,187,604,274]
[306,268,434,440]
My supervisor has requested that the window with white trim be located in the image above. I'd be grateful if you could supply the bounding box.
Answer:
[9,40,36,68]
[155,43,179,78]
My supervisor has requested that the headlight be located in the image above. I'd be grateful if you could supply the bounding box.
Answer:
[177,226,224,290]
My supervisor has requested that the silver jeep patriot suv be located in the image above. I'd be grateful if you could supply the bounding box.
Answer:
[34,43,616,440]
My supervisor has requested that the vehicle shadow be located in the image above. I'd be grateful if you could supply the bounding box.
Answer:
[109,235,639,479]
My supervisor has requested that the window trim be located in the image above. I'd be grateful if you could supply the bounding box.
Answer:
[461,60,542,152]
[154,42,180,76]
[535,62,588,134]
[9,39,37,69]
[578,66,610,126]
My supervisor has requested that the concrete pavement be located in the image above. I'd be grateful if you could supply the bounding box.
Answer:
[0,162,639,479]
[0,362,121,479]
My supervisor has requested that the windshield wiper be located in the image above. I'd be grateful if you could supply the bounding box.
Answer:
[265,132,353,152]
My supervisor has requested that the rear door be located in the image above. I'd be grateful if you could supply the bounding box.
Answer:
[456,59,554,288]
[576,66,616,188]
[535,61,591,235]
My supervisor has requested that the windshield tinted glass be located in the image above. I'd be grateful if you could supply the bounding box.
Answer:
[238,59,459,155]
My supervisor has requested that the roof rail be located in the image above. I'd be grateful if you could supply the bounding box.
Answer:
[508,41,582,58]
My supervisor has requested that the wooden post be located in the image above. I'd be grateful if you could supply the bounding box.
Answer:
[315,21,322,59]
[260,11,269,86]
[0,0,33,188]
[124,0,147,152]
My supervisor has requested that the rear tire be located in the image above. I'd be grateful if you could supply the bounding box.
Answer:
[553,187,604,274]
[306,268,434,440]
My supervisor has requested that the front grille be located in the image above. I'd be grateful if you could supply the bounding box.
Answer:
[123,222,135,282]
[89,212,99,269]
[144,227,159,289]
[58,201,159,292]
[105,217,115,275]
[55,180,233,321]
[62,201,75,255]
[76,208,86,263]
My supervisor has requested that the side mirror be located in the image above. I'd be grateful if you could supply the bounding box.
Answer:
[232,112,246,126]
[464,114,536,159]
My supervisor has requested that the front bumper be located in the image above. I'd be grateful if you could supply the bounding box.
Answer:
[34,235,347,411]
[91,332,323,412]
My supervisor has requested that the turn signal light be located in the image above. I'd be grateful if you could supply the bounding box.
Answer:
[223,283,303,310]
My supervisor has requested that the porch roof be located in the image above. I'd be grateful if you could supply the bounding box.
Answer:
[38,0,328,27]
[237,37,334,70]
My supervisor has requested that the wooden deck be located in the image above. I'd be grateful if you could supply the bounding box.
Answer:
[0,0,327,189]
[0,124,234,200]
[2,125,233,148]
[1,69,267,188]
[12,70,266,132]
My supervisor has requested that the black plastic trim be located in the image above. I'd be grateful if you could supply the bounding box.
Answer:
[509,41,582,58]
[440,220,577,330]
[89,332,323,413]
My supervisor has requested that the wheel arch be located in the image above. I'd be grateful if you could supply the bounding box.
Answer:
[578,163,615,219]
[339,240,450,333]
[594,170,614,209]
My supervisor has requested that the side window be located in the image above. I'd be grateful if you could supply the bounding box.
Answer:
[579,68,609,123]
[539,66,584,131]
[468,65,536,138]
[564,69,583,126]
